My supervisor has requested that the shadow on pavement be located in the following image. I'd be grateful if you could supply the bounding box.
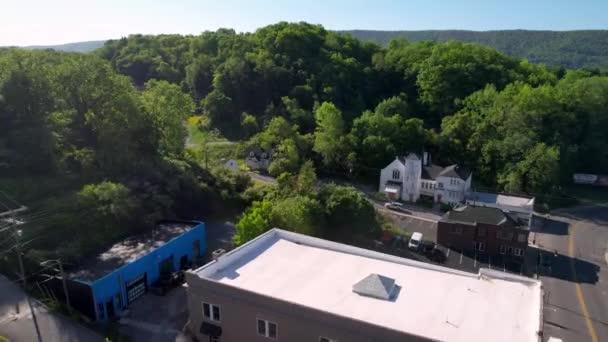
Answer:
[534,216,569,235]
[531,246,600,284]
[553,206,608,226]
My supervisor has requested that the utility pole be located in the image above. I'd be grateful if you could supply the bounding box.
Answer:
[14,229,26,286]
[40,259,72,315]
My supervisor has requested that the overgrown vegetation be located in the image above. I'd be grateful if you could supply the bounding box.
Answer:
[2,21,608,273]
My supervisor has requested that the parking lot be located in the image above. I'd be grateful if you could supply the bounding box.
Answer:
[379,210,438,241]
[378,210,530,276]
[435,245,526,275]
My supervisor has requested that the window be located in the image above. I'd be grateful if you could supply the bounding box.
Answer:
[438,182,444,189]
[497,231,514,241]
[473,241,486,252]
[507,246,514,255]
[392,169,400,180]
[450,226,463,234]
[518,233,527,243]
[513,248,524,257]
[202,302,221,322]
[477,227,486,237]
[320,337,337,342]
[499,245,507,255]
[257,319,278,339]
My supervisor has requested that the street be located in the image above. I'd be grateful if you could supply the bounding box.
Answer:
[0,275,103,342]
[536,206,608,342]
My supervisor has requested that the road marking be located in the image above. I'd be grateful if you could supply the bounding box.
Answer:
[569,225,599,342]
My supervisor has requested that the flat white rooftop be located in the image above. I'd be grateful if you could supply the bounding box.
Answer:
[467,191,535,210]
[195,229,542,342]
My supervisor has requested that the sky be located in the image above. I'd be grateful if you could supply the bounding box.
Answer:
[1,0,607,46]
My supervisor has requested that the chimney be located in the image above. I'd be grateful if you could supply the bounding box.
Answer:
[423,152,429,166]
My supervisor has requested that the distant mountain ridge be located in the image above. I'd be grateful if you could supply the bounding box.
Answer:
[24,40,107,53]
[12,29,608,69]
[341,30,608,69]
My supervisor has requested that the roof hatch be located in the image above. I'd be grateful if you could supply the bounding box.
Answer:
[352,273,398,300]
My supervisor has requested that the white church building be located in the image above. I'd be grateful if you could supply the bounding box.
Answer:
[379,152,472,206]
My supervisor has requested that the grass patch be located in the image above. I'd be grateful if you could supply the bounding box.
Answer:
[187,115,227,145]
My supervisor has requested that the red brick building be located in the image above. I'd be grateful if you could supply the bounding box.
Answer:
[437,206,530,258]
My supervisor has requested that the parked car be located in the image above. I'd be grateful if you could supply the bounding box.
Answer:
[384,202,411,214]
[420,240,436,254]
[408,232,423,250]
[427,248,447,264]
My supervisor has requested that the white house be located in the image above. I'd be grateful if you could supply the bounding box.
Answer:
[246,147,272,171]
[379,152,472,206]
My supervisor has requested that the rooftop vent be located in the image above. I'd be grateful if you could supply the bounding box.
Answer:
[352,273,398,300]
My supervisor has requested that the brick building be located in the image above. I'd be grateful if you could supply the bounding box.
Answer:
[437,206,530,258]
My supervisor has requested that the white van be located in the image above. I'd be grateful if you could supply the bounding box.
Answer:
[408,232,423,250]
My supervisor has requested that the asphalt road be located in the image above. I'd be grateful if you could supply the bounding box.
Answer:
[0,275,103,342]
[537,206,608,342]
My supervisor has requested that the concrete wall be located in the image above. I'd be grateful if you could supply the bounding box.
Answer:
[186,273,431,342]
[92,222,206,320]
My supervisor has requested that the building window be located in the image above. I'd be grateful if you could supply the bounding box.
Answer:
[450,226,463,234]
[513,248,524,257]
[499,245,507,255]
[320,337,337,342]
[257,319,278,339]
[438,183,444,189]
[517,233,527,243]
[392,169,400,180]
[473,241,486,252]
[202,302,221,322]
[497,231,514,241]
[477,227,486,237]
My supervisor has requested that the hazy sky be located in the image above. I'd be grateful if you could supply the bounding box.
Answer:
[1,0,607,46]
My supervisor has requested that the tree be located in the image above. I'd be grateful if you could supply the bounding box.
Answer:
[503,143,560,196]
[295,160,318,195]
[270,196,324,236]
[374,95,409,117]
[77,181,139,229]
[240,112,259,139]
[142,80,195,157]
[234,200,273,246]
[268,138,300,177]
[318,184,378,237]
[313,102,348,168]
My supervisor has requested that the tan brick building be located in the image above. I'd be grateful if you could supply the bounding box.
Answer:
[186,229,542,342]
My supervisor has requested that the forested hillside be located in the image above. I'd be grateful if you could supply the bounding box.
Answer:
[2,22,608,265]
[342,30,608,69]
[94,23,608,197]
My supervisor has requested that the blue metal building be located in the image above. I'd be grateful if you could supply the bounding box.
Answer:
[51,220,206,321]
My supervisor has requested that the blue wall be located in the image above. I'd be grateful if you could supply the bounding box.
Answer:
[92,221,206,320]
